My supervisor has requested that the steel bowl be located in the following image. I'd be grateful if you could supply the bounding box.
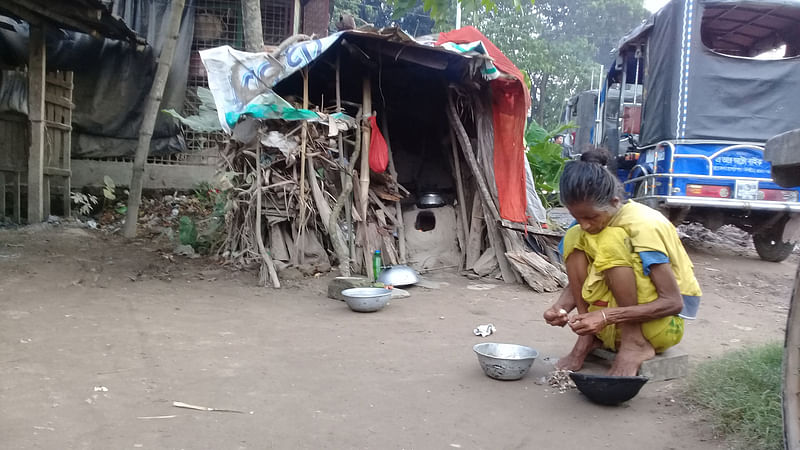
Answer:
[377,265,420,287]
[473,343,539,381]
[569,373,649,405]
[341,287,392,313]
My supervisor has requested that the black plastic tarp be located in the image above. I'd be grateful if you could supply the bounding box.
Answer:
[616,0,800,147]
[0,0,195,157]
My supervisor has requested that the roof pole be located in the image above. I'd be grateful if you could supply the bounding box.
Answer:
[241,0,264,52]
[456,0,462,29]
[634,46,642,105]
[27,24,46,224]
[617,57,627,150]
[123,0,185,238]
[293,0,301,35]
[594,64,603,146]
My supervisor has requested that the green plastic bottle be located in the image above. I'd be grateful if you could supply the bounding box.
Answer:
[373,250,382,281]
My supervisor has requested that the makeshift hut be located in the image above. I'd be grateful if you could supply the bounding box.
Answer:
[195,26,564,290]
[0,0,144,223]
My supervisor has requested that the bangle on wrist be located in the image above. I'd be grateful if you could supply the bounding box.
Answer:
[601,310,608,326]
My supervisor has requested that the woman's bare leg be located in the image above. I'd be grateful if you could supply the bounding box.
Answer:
[605,266,656,376]
[556,250,602,371]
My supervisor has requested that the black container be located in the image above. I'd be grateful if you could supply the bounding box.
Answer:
[569,373,649,405]
[416,192,446,209]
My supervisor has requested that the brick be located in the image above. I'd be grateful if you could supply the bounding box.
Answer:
[589,347,689,381]
[327,276,372,301]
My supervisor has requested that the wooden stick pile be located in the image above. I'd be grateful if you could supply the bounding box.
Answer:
[215,104,409,287]
[217,115,334,287]
[447,87,568,292]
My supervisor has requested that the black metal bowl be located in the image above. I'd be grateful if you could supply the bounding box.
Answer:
[569,372,649,405]
[416,192,445,209]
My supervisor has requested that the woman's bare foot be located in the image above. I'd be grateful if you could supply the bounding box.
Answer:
[555,335,602,371]
[608,338,656,376]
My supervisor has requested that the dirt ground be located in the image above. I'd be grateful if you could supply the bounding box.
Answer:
[0,223,797,449]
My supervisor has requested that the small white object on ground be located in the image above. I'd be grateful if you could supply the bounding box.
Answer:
[172,401,243,413]
[473,323,496,337]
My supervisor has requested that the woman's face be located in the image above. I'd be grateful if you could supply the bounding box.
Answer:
[566,198,621,234]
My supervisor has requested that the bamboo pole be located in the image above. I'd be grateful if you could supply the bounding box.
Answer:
[292,0,301,35]
[329,133,362,277]
[0,173,5,220]
[336,52,354,260]
[446,90,499,222]
[306,154,332,232]
[295,68,309,263]
[466,194,484,269]
[380,112,406,263]
[26,24,46,224]
[359,76,372,222]
[62,71,73,218]
[256,141,281,288]
[123,0,185,238]
[241,0,264,52]
[13,173,21,223]
[450,127,469,264]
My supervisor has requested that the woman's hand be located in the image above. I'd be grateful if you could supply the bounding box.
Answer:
[543,305,570,327]
[544,285,577,327]
[568,310,608,336]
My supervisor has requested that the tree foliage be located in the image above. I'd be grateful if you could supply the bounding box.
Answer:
[331,0,437,36]
[533,0,650,62]
[525,120,572,206]
[392,0,516,27]
[466,0,648,129]
[330,0,648,128]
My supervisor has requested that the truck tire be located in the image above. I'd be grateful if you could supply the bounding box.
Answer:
[753,232,795,262]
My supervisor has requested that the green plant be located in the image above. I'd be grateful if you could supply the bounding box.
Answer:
[193,181,221,205]
[525,120,573,207]
[178,216,198,247]
[103,175,116,201]
[70,192,98,215]
[687,342,783,450]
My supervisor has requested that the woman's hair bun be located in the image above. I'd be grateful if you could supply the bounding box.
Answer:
[580,147,611,166]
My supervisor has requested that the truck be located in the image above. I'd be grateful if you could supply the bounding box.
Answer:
[566,0,800,262]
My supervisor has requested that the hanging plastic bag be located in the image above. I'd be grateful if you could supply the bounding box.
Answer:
[368,116,389,173]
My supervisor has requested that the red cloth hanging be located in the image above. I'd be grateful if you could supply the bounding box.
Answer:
[490,79,529,223]
[368,116,389,173]
[436,26,530,223]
